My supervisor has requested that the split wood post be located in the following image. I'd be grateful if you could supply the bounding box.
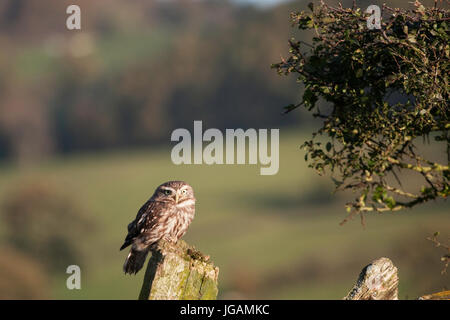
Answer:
[419,290,450,300]
[138,239,219,300]
[344,257,399,300]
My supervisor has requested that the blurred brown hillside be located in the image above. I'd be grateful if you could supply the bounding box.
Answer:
[0,0,305,164]
[0,0,442,164]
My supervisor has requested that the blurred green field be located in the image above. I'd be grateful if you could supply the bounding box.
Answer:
[0,129,448,299]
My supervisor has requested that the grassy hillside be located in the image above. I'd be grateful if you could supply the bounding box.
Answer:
[0,129,448,299]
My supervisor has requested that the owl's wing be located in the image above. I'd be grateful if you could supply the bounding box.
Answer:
[120,200,162,251]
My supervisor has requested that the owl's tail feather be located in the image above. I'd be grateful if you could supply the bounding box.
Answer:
[123,248,149,275]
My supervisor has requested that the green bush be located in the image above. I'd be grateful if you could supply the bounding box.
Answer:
[273,1,449,221]
[1,182,94,271]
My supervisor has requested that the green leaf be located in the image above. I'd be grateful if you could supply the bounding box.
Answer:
[356,69,363,78]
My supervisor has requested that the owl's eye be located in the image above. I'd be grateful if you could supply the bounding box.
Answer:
[181,189,187,194]
[163,189,172,195]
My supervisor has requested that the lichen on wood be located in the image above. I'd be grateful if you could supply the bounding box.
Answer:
[138,239,219,300]
[344,257,399,300]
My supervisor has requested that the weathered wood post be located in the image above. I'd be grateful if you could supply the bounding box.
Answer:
[419,290,450,300]
[344,257,450,300]
[344,257,399,300]
[138,239,219,300]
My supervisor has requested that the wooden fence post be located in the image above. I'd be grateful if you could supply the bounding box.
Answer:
[138,239,219,300]
[344,257,399,300]
[419,290,450,300]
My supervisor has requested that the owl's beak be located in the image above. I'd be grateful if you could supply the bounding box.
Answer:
[175,192,179,204]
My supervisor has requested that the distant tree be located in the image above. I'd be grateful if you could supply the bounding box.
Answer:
[0,246,49,299]
[273,1,449,222]
[1,182,94,271]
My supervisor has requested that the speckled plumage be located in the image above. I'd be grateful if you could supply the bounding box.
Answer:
[120,181,195,274]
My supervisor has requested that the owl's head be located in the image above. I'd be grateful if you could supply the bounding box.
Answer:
[153,181,195,204]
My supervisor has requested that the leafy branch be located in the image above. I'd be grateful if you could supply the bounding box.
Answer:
[427,232,450,274]
[272,1,449,223]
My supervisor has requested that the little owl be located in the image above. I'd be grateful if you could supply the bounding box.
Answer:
[120,181,195,274]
